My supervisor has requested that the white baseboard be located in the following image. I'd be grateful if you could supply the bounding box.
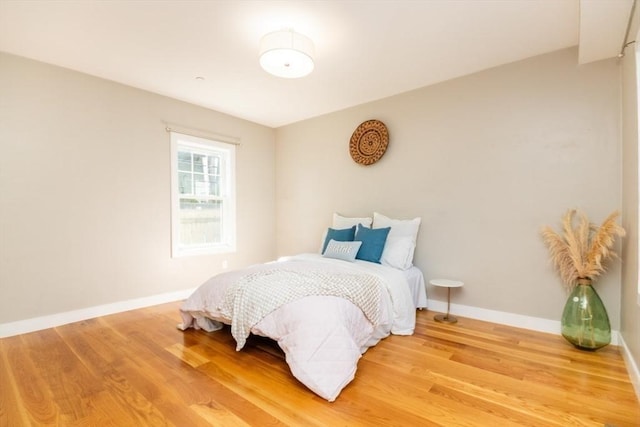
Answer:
[0,288,196,338]
[427,300,619,345]
[0,292,624,350]
[618,332,640,401]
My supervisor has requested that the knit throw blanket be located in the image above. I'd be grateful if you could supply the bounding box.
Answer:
[221,269,383,350]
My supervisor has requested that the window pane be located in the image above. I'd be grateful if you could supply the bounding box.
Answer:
[178,151,192,172]
[179,199,223,246]
[194,173,208,196]
[178,172,192,195]
[207,155,220,175]
[208,175,220,196]
[193,154,205,173]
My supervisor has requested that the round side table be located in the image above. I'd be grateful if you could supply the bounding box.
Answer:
[429,279,464,324]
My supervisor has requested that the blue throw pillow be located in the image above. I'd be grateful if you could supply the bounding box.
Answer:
[322,225,356,253]
[354,224,390,263]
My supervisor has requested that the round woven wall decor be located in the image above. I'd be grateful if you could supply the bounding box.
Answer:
[349,119,389,166]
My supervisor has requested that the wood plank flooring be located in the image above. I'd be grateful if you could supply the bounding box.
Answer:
[1,302,638,426]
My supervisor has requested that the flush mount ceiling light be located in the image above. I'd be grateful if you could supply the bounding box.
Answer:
[259,29,315,78]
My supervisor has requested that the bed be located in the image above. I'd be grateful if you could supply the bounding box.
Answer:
[178,213,425,401]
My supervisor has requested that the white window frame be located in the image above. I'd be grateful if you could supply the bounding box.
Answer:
[170,131,236,257]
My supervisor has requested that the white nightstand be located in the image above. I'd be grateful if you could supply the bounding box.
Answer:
[429,279,464,324]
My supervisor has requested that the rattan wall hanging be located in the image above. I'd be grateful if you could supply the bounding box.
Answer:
[349,119,389,166]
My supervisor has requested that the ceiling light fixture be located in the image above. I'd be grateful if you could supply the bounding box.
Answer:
[259,29,315,79]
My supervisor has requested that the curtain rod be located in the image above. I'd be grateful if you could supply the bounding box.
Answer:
[162,121,241,146]
[619,0,637,58]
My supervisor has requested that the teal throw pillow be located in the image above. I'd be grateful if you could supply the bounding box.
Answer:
[322,225,356,253]
[354,224,390,263]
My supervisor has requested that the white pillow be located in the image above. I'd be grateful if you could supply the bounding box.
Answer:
[333,213,373,229]
[380,236,415,269]
[373,212,421,270]
[323,239,363,262]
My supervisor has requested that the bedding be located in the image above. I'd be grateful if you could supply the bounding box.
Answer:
[321,225,356,252]
[319,213,372,253]
[353,224,390,263]
[179,253,416,401]
[373,212,422,270]
[405,266,428,309]
[333,212,373,228]
[322,239,362,261]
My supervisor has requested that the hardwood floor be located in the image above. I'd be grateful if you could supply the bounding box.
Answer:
[1,302,638,426]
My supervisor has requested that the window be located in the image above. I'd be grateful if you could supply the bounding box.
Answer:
[170,132,236,257]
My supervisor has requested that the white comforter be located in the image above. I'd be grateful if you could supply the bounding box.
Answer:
[179,253,416,401]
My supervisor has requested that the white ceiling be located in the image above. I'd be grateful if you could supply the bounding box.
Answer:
[0,0,634,128]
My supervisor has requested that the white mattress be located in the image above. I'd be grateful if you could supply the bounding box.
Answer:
[404,266,427,309]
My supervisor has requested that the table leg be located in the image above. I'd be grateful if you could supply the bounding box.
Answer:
[434,286,458,324]
[446,287,451,319]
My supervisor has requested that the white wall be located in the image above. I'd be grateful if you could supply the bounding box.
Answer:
[621,5,640,389]
[275,47,623,327]
[0,52,276,324]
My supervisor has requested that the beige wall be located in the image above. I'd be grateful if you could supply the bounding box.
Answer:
[621,6,640,381]
[0,53,276,323]
[0,45,629,336]
[275,47,623,327]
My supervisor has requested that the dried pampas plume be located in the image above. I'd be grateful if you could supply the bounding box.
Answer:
[541,209,625,291]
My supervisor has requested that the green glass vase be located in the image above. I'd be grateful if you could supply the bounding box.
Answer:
[561,279,611,350]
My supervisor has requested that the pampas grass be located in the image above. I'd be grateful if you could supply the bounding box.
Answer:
[541,209,625,291]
